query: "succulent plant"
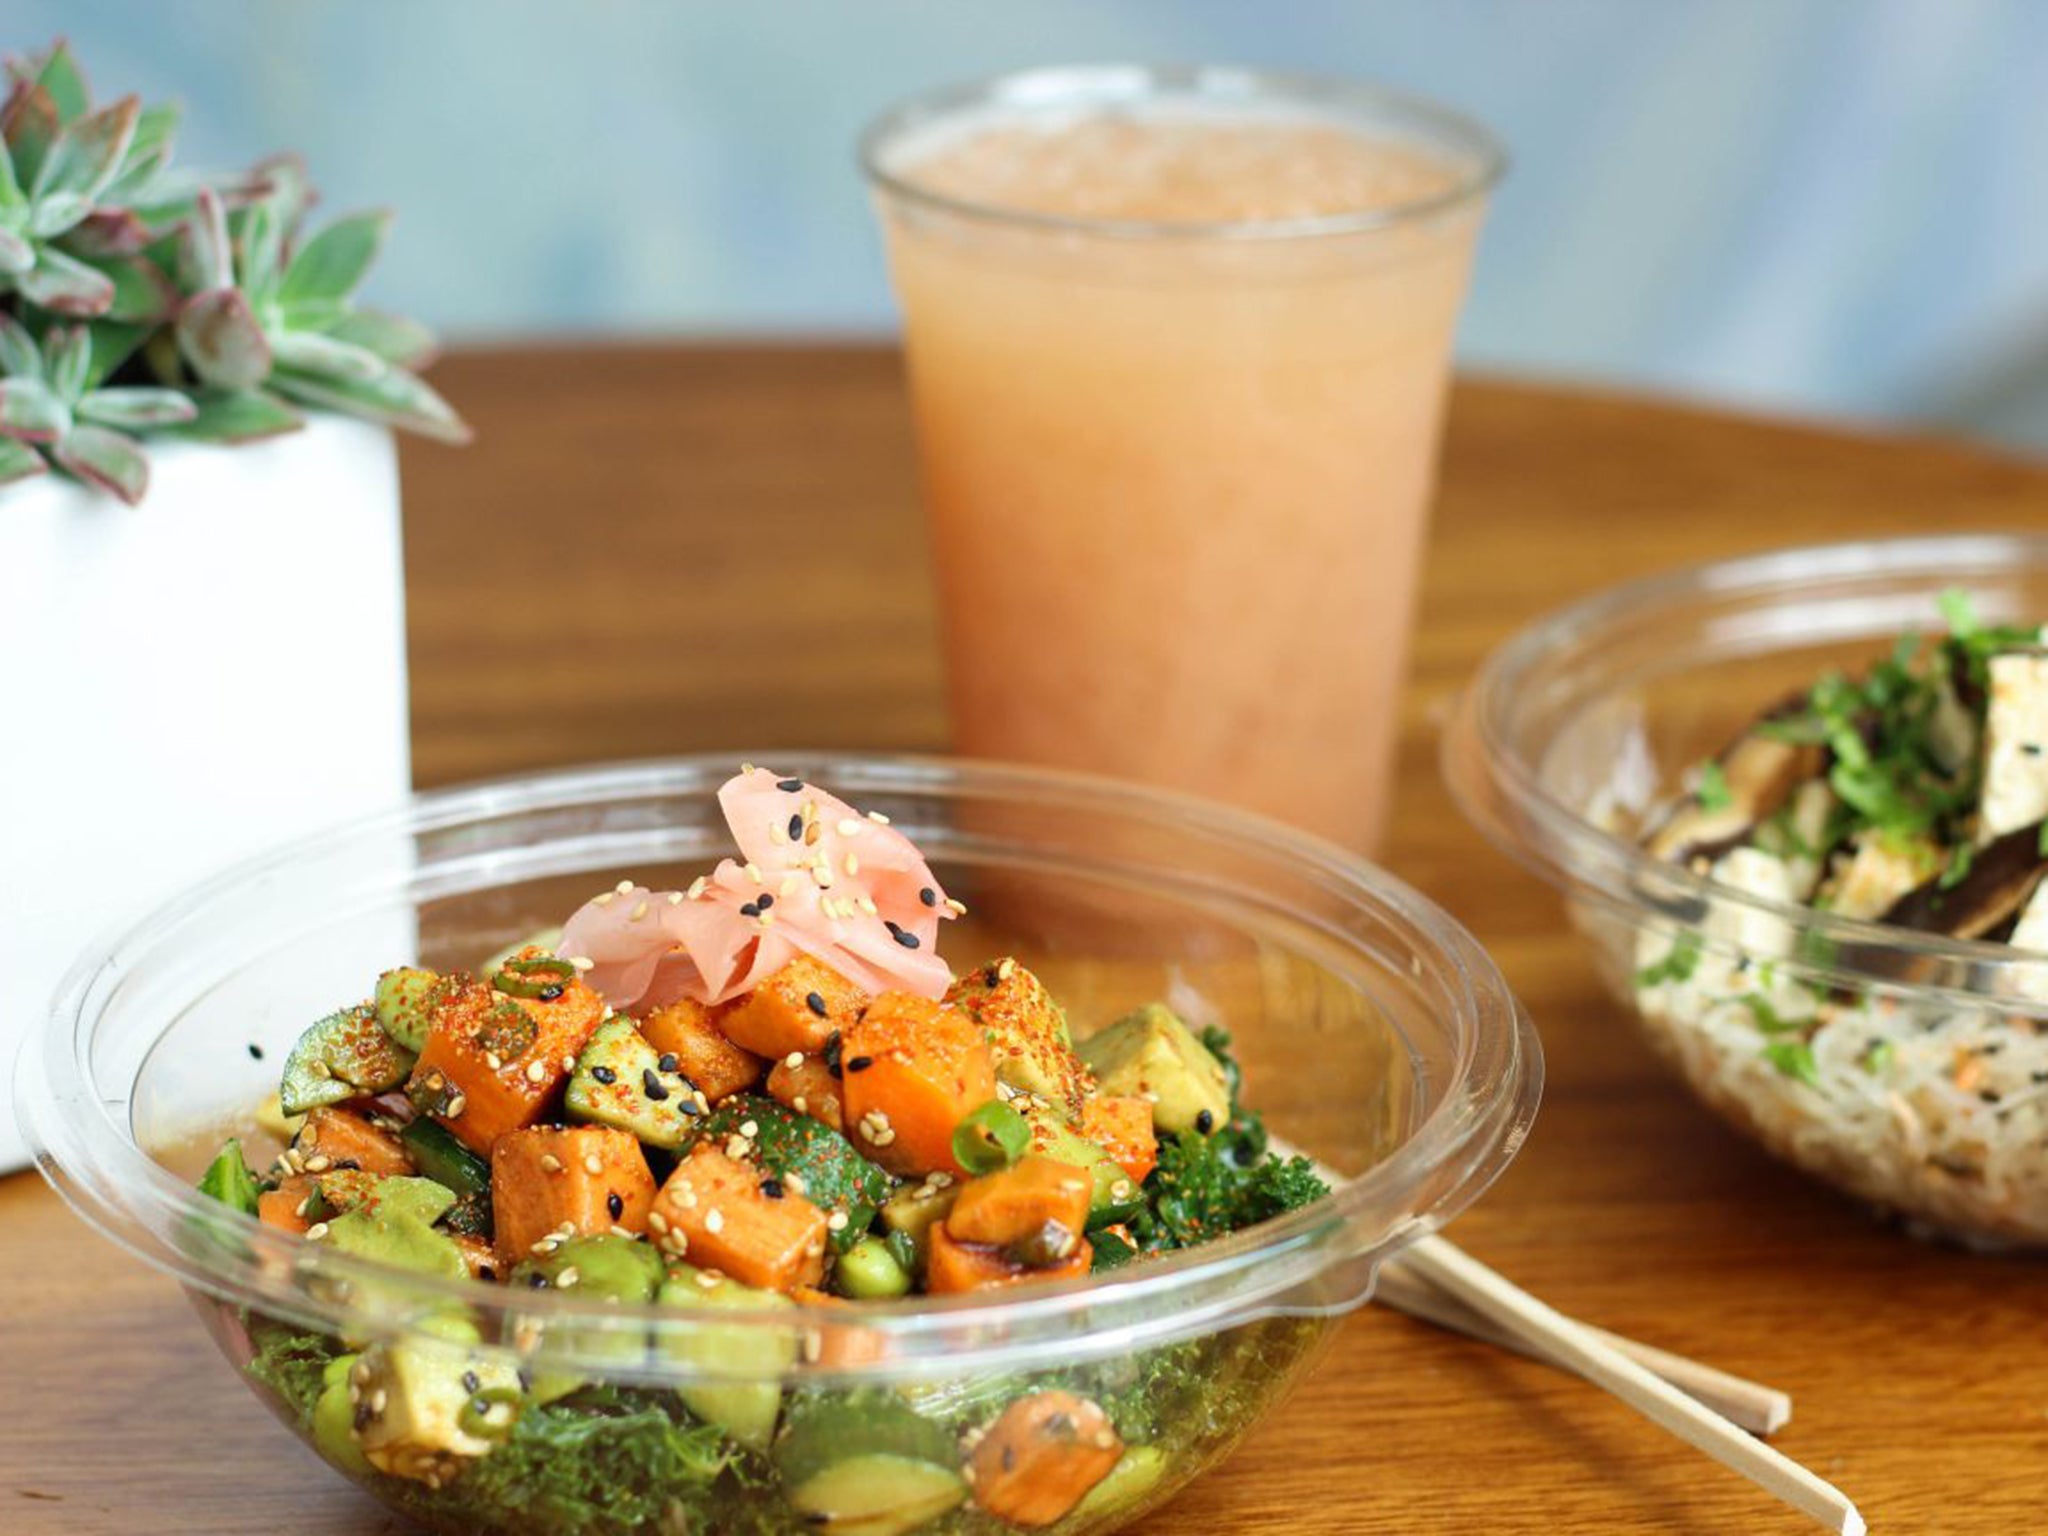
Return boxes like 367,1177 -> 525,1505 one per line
0,39 -> 465,505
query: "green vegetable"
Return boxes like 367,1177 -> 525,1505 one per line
951,1100 -> 1029,1175
1697,760 -> 1733,812
775,1394 -> 965,1535
565,1017 -> 701,1150
1079,1003 -> 1232,1136
1634,929 -> 1704,988
834,1235 -> 913,1300
1090,1227 -> 1139,1272
1863,1040 -> 1897,1076
1734,994 -> 1803,1036
685,1096 -> 892,1252
280,1002 -> 415,1116
1939,842 -> 1977,891
401,1116 -> 491,1198
492,953 -> 577,1000
1762,1040 -> 1821,1089
197,1138 -> 262,1216
656,1266 -> 795,1450
375,966 -> 442,1053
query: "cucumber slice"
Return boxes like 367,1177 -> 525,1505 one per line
1074,1444 -> 1169,1521
374,967 -> 441,1053
280,1004 -> 414,1116
688,1096 -> 892,1251
785,1456 -> 967,1535
880,1178 -> 958,1268
658,1267 -> 795,1448
776,1394 -> 960,1496
400,1117 -> 491,1198
565,1017 -> 702,1150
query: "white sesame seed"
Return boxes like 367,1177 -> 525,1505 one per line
526,1060 -> 549,1083
836,818 -> 865,837
792,1095 -> 809,1113
845,853 -> 860,877
867,810 -> 891,825
785,1052 -> 805,1069
304,1222 -> 330,1241
857,896 -> 878,916
770,820 -> 789,845
704,1209 -> 725,1234
649,1211 -> 670,1234
945,898 -> 967,915
616,879 -> 636,894
302,1154 -> 332,1174
629,900 -> 649,922
740,1120 -> 760,1137
445,1094 -> 467,1118
998,958 -> 1016,981
556,1267 -> 581,1289
540,1154 -> 564,1173
826,1211 -> 849,1232
687,877 -> 708,900
561,1054 -> 577,1072
584,1154 -> 605,1176
568,955 -> 595,970
744,862 -> 763,884
666,892 -> 684,906
695,1270 -> 720,1289
485,1052 -> 504,1071
593,892 -> 616,907
557,1220 -> 577,1235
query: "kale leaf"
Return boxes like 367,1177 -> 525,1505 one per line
243,1317 -> 337,1426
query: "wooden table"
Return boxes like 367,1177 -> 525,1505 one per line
7,346 -> 2048,1534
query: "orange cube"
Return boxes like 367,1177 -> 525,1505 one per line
294,1105 -> 414,1178
257,1173 -> 319,1236
840,993 -> 997,1177
642,997 -> 763,1104
948,1157 -> 1092,1250
1078,1096 -> 1158,1185
968,1391 -> 1123,1527
926,1221 -> 1091,1294
409,970 -> 606,1155
491,1124 -> 657,1269
715,955 -> 868,1060
766,1052 -> 845,1134
648,1144 -> 829,1293
791,1287 -> 891,1368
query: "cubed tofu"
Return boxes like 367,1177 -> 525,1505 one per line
766,1052 -> 846,1133
408,973 -> 606,1154
716,956 -> 868,1060
641,998 -> 763,1105
1705,846 -> 1798,958
1823,832 -> 1942,920
649,1144 -> 830,1293
491,1124 -> 658,1270
1979,652 -> 2048,841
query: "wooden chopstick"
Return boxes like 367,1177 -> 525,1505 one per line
1373,1258 -> 1792,1437
1400,1237 -> 1865,1536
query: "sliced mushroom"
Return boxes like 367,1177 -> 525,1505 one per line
1879,819 -> 2048,941
1644,725 -> 1825,866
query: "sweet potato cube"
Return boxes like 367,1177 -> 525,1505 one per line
1078,1095 -> 1157,1185
641,997 -> 763,1105
715,955 -> 868,1060
926,1221 -> 1090,1294
409,971 -> 606,1155
968,1390 -> 1123,1527
791,1287 -> 892,1369
491,1124 -> 657,1270
257,1173 -> 319,1236
766,1052 -> 846,1134
948,1157 -> 1092,1251
294,1105 -> 414,1177
840,993 -> 997,1177
649,1144 -> 828,1294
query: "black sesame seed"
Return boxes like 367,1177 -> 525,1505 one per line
1980,1089 -> 2003,1104
658,1053 -> 680,1073
760,1177 -> 786,1200
332,1159 -> 362,1172
884,920 -> 920,950
462,1370 -> 482,1394
778,777 -> 804,792
246,1042 -> 265,1060
2034,1070 -> 2048,1085
1194,1109 -> 1216,1135
643,1069 -> 671,1102
757,893 -> 775,910
788,813 -> 804,839
806,991 -> 829,1018
592,1065 -> 617,1085
2024,743 -> 2044,758
538,984 -> 565,1001
845,1055 -> 874,1073
919,886 -> 937,908
739,901 -> 761,918
607,1191 -> 624,1219
527,1272 -> 550,1289
479,1266 -> 496,1282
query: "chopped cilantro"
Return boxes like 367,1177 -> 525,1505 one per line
1697,761 -> 1733,813
1762,1040 -> 1821,1089
1735,993 -> 1800,1035
1863,1040 -> 1897,1077
1939,842 -> 1976,891
1634,929 -> 1704,988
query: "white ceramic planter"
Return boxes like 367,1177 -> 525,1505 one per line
5,415 -> 412,1171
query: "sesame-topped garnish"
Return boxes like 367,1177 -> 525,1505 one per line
555,766 -> 963,1009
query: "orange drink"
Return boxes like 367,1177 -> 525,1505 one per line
863,67 -> 1501,850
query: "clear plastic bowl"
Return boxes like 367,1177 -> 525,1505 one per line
22,754 -> 1539,1536
1444,533 -> 2048,1249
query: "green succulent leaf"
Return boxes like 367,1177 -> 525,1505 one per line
0,137 -> 21,208
43,325 -> 90,404
26,189 -> 89,237
321,308 -> 437,369
17,41 -> 90,126
100,101 -> 180,204
75,386 -> 199,429
0,376 -> 69,442
16,245 -> 115,315
0,435 -> 47,486
0,226 -> 31,275
177,286 -> 272,391
77,251 -> 176,323
31,96 -> 139,207
159,386 -> 303,444
272,362 -> 470,444
80,319 -> 152,388
269,328 -> 386,383
180,186 -> 233,292
248,152 -> 313,235
1,82 -> 60,188
236,198 -> 285,306
59,206 -> 150,258
53,421 -> 148,504
279,209 -> 389,310
0,312 -> 41,376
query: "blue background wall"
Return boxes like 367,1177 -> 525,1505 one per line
23,0 -> 2048,449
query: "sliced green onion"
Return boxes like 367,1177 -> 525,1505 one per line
491,954 -> 576,999
951,1100 -> 1029,1175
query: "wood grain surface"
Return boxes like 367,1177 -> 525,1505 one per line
7,345 -> 2048,1534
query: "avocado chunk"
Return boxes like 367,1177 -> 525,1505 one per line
351,1324 -> 522,1487
1074,1444 -> 1169,1522
1017,1100 -> 1142,1228
879,1176 -> 959,1268
319,1199 -> 470,1283
1078,1004 -> 1231,1137
565,1017 -> 704,1150
254,1090 -> 304,1144
374,967 -> 442,1053
312,1172 -> 458,1227
512,1233 -> 665,1303
945,960 -> 1091,1115
310,1353 -> 375,1478
776,1395 -> 965,1534
399,1116 -> 491,1199
280,1003 -> 416,1116
686,1095 -> 893,1252
197,1139 -> 262,1216
657,1265 -> 797,1448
